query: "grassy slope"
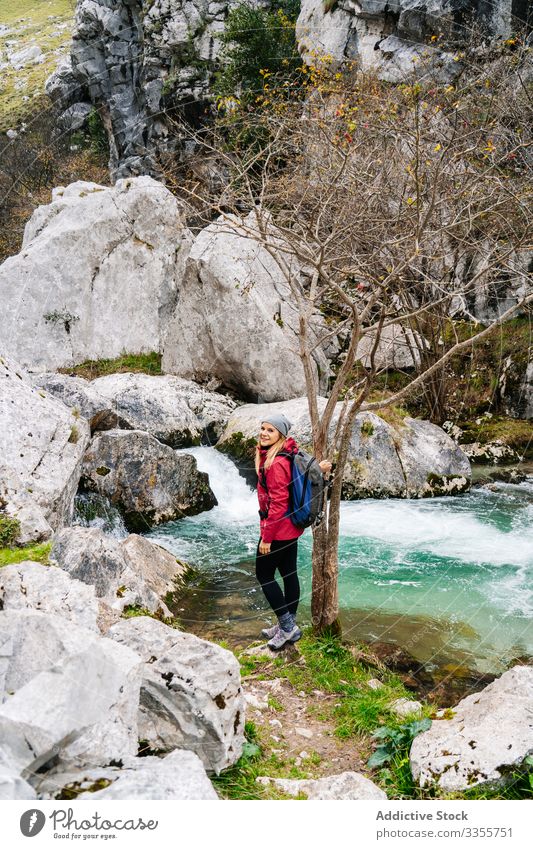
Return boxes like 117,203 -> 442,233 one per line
0,0 -> 74,133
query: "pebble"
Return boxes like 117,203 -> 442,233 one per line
295,727 -> 313,739
367,678 -> 384,690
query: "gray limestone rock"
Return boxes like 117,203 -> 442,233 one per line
410,665 -> 533,791
108,616 -> 245,774
256,770 -> 387,799
0,767 -> 37,800
0,610 -> 143,775
81,429 -> 217,529
33,371 -> 237,445
0,178 -> 191,372
0,355 -> 90,544
296,0 -> 517,74
162,212 -> 332,402
34,750 -> 218,800
50,526 -> 187,616
0,560 -> 99,632
217,397 -> 471,498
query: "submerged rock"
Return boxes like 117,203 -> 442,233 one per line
81,429 -> 217,529
217,397 -> 471,498
410,665 -> 533,791
108,617 -> 245,774
34,750 -> 218,801
0,354 -> 90,544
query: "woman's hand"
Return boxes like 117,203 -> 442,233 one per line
259,539 -> 271,555
319,459 -> 333,476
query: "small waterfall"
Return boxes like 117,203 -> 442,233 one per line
73,492 -> 128,538
177,446 -> 258,526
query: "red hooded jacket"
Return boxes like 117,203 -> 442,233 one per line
257,437 -> 305,544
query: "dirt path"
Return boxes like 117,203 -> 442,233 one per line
240,646 -> 371,780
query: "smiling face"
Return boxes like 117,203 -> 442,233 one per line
259,421 -> 282,447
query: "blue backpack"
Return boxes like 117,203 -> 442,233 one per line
261,448 -> 327,529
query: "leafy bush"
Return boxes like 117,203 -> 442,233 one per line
368,718 -> 432,769
214,1 -> 301,103
0,514 -> 21,548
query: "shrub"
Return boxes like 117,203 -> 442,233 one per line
0,514 -> 21,548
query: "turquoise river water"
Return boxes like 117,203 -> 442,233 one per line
144,447 -> 533,677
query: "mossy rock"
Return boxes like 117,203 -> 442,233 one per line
216,431 -> 257,462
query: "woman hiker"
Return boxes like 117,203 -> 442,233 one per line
255,412 -> 332,651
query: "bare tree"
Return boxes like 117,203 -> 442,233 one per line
165,42 -> 533,633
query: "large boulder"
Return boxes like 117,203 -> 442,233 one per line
34,372 -> 238,445
33,750 -> 218,800
162,212 -> 332,402
410,665 -> 533,791
108,617 -> 246,774
0,355 -> 90,543
81,429 -> 217,530
0,178 -> 191,372
217,397 -> 471,497
0,610 -> 143,775
0,561 -> 100,632
0,768 -> 37,801
50,526 -> 187,616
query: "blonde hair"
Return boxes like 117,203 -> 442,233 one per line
255,433 -> 287,474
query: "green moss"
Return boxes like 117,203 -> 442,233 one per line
360,420 -> 374,437
68,424 -> 79,444
216,430 -> 257,462
458,416 -> 533,454
59,352 -> 162,380
0,541 -> 52,567
95,466 -> 111,476
56,777 -> 113,800
0,515 -> 21,548
121,605 -> 181,629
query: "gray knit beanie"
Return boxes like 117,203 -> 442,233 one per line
261,412 -> 292,437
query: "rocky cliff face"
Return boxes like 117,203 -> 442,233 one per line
296,1 -> 529,77
50,0 -> 268,178
48,0 -> 530,179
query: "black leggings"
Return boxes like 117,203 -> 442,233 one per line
255,538 -> 300,618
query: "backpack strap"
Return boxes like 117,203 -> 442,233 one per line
259,450 -> 293,492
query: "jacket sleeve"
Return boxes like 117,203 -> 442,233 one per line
261,458 -> 291,543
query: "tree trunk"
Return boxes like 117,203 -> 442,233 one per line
311,518 -> 341,636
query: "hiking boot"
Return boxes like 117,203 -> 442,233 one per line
261,623 -> 280,639
267,624 -> 302,651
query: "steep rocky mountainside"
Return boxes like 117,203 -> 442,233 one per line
46,0 -> 531,177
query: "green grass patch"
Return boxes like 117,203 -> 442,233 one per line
0,0 -> 74,132
59,351 -> 162,380
212,720 -> 310,800
121,605 -> 181,629
0,540 -> 52,567
240,633 -> 424,738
